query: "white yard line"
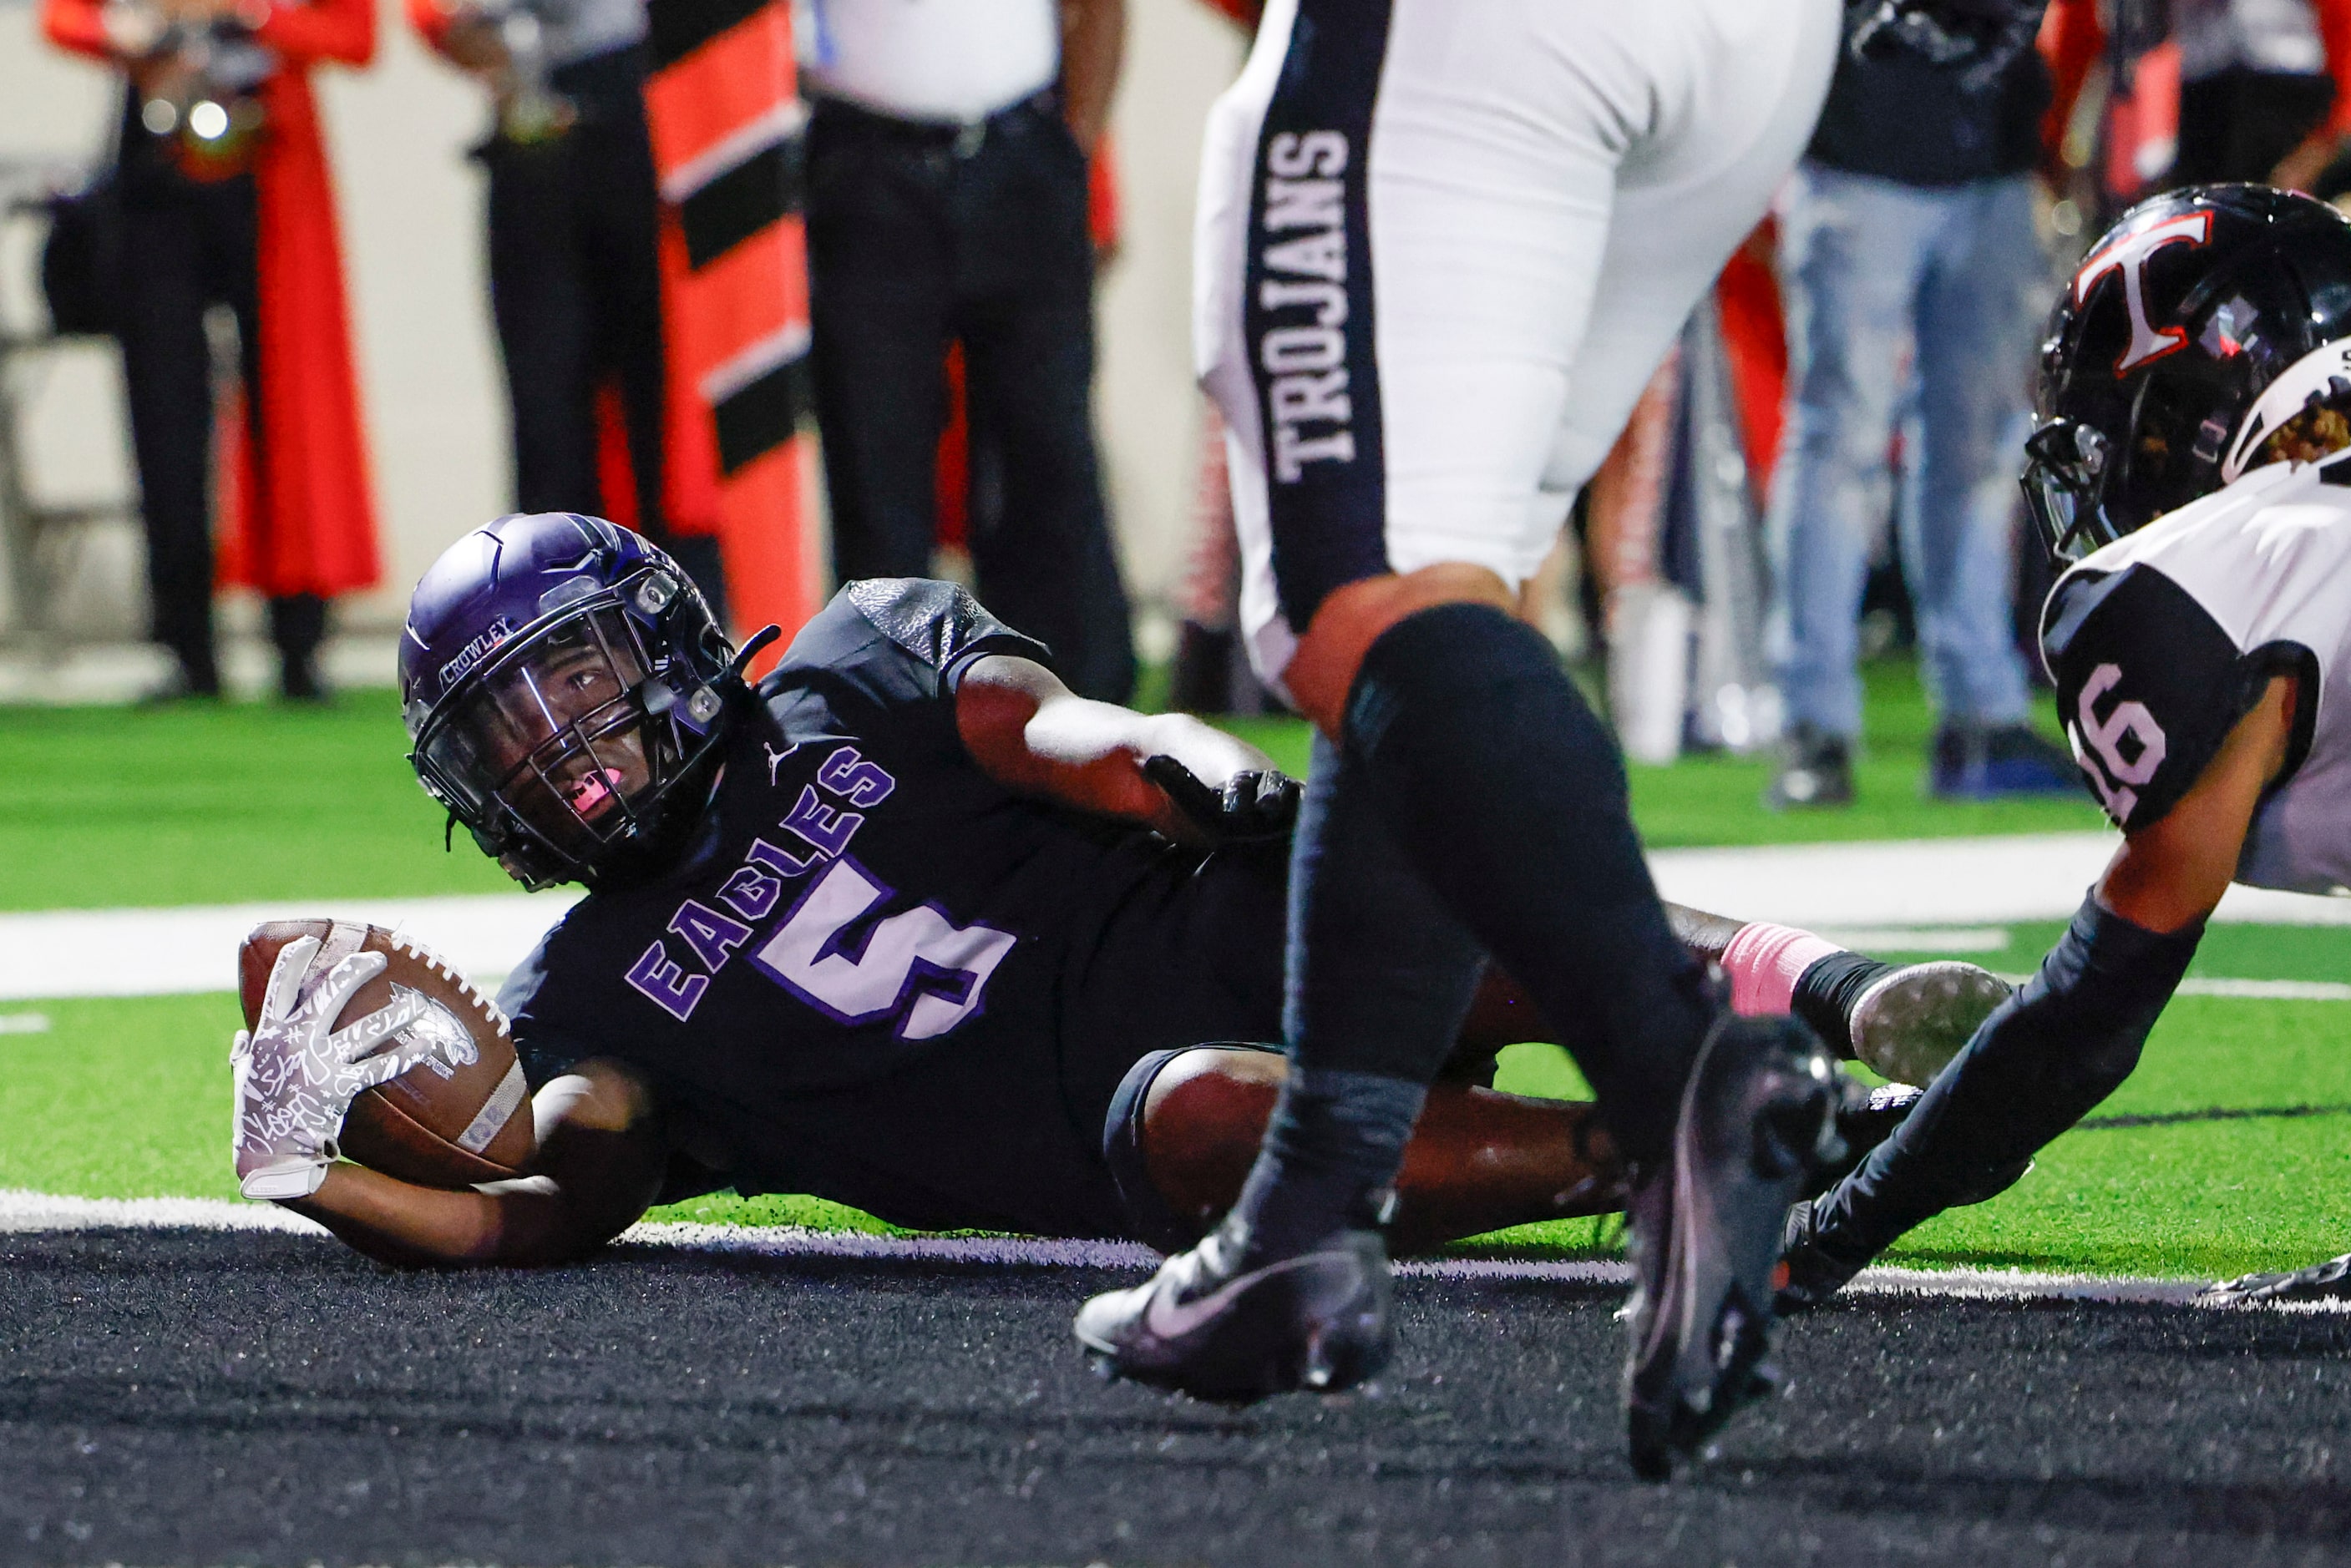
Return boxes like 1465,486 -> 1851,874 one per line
0,1191 -> 327,1234
1646,832 -> 2351,930
2176,979 -> 2351,1001
1814,927 -> 2013,953
0,1189 -> 2300,1309
3,833 -> 2343,1003
0,893 -> 579,1002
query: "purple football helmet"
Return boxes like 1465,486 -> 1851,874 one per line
399,513 -> 738,889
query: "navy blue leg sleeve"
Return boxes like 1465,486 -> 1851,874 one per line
1284,731 -> 1489,1083
1812,893 -> 2202,1258
1345,603 -> 1713,1164
1224,731 -> 1486,1260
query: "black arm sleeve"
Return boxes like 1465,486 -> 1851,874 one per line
2039,565 -> 2271,832
1814,893 -> 2202,1254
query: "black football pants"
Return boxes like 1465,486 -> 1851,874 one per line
481,45 -> 727,616
807,95 -> 1135,702
114,129 -> 323,690
2173,68 -> 2334,187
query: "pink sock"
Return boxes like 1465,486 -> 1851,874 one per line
1719,921 -> 1846,1017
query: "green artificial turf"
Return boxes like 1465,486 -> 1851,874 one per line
0,658 -> 2334,1277
7,936 -> 2344,1278
0,660 -> 2098,913
1470,985 -> 2351,1279
0,693 -> 510,912
1220,659 -> 2105,849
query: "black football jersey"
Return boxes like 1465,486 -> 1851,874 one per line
499,580 -> 1287,1237
2040,453 -> 2348,895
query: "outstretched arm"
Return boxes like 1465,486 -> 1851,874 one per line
1790,676 -> 2300,1297
285,1060 -> 669,1267
2098,672 -> 2298,931
955,654 -> 1295,847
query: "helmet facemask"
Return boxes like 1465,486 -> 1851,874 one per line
408,567 -> 732,889
2021,417 -> 2118,564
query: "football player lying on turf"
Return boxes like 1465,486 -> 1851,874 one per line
251,512 -> 2004,1266
1781,184 -> 2351,1312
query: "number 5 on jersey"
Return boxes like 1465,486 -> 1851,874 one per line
752,858 -> 1016,1040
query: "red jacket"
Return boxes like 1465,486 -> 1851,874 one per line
46,0 -> 381,599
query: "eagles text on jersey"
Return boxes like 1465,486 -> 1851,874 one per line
495,579 -> 1287,1237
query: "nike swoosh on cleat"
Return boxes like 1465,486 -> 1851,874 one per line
1143,1253 -> 1341,1343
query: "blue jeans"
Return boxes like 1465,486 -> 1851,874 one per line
1766,164 -> 2042,739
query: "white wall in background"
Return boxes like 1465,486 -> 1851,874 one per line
0,0 -> 1244,640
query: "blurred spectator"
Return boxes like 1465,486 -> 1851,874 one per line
1763,0 -> 2082,807
2045,0 -> 2351,196
801,0 -> 1135,701
409,0 -> 728,614
43,0 -> 381,702
933,136 -> 1126,658
1163,0 -> 1295,716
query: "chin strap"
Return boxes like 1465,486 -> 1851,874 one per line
726,624 -> 785,696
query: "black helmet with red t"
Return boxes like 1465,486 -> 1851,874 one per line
2024,184 -> 2351,562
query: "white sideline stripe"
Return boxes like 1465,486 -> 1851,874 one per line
0,1191 -> 327,1234
0,1191 -> 2316,1310
0,1011 -> 51,1034
3,832 -> 2345,1002
2177,978 -> 2351,1001
1986,975 -> 2351,1002
1815,926 -> 2010,953
0,893 -> 579,1002
1646,831 -> 2351,929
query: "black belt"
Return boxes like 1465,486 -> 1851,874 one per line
811,89 -> 1057,158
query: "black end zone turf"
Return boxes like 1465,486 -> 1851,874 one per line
5,1230 -> 2350,1565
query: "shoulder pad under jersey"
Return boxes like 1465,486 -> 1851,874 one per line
2039,563 -> 2267,831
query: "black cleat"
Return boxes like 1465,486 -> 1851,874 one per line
1765,724 -> 1853,811
1775,1196 -> 1874,1315
1073,1221 -> 1391,1404
1780,1155 -> 2033,1316
1624,1013 -> 1845,1480
1806,1082 -> 1920,1199
1847,960 -> 2011,1087
2205,1250 -> 2351,1307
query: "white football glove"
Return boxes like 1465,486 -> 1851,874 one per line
229,935 -> 447,1201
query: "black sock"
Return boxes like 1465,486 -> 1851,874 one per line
1224,731 -> 1485,1260
1791,951 -> 1896,1058
1345,604 -> 1711,1165
1225,1066 -> 1428,1261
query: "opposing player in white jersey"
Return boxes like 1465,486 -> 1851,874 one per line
1782,183 -> 2351,1308
1075,0 -> 1872,1478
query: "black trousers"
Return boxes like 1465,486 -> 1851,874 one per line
480,45 -> 727,615
114,117 -> 324,688
807,95 -> 1135,701
2174,68 -> 2334,186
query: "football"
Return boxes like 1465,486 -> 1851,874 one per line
236,919 -> 535,1189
